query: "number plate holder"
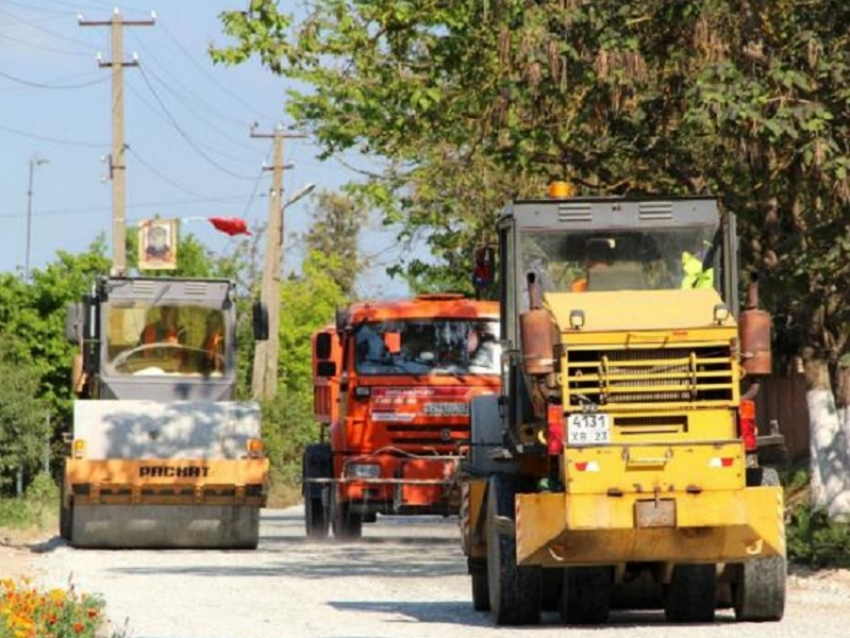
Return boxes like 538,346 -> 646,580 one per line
566,413 -> 611,446
635,499 -> 676,528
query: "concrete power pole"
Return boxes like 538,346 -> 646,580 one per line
80,8 -> 155,275
250,125 -> 305,400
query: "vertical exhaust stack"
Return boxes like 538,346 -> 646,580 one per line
739,274 -> 772,401
520,273 -> 556,376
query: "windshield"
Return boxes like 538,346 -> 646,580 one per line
520,226 -> 718,299
354,319 -> 501,376
104,302 -> 229,377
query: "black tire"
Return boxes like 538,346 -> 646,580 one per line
560,566 -> 612,624
541,568 -> 563,612
664,564 -> 717,623
59,499 -> 72,542
486,474 -> 542,626
303,444 -> 332,539
734,466 -> 786,622
305,495 -> 329,539
471,569 -> 491,611
331,490 -> 363,541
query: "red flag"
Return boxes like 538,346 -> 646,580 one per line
209,217 -> 251,236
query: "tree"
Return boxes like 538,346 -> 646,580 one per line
0,340 -> 47,492
263,250 -> 349,484
216,1 -> 850,515
301,190 -> 368,297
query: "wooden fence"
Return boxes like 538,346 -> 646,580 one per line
757,372 -> 810,462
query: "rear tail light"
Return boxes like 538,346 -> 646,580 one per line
547,404 -> 564,455
73,439 -> 86,459
738,399 -> 757,451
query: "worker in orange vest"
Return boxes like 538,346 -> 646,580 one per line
202,313 -> 225,373
140,306 -> 185,351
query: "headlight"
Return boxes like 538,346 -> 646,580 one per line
713,303 -> 730,324
347,463 -> 380,479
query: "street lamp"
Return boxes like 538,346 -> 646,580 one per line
25,154 -> 49,282
279,182 -> 316,243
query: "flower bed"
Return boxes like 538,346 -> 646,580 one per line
0,578 -> 115,638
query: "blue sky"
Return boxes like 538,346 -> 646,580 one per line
0,0 -> 410,297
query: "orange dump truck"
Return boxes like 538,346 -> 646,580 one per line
302,294 -> 500,539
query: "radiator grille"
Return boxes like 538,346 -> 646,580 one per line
385,424 -> 468,447
565,345 -> 734,407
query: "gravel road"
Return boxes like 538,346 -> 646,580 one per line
16,507 -> 850,638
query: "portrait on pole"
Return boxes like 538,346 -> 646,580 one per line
138,218 -> 178,270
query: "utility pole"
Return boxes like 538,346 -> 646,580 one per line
25,154 -> 48,283
250,124 -> 306,400
80,8 -> 155,275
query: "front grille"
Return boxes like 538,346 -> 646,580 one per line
565,344 -> 734,407
385,424 -> 468,447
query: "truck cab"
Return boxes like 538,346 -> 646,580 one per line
304,294 -> 500,539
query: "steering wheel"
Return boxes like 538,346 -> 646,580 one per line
112,342 -> 192,374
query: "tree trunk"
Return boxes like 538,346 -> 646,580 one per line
806,357 -> 850,521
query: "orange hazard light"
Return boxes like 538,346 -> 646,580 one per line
547,181 -> 574,199
247,438 -> 265,458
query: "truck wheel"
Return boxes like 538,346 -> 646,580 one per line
304,494 -> 329,539
303,444 -> 332,539
560,566 -> 611,624
485,474 -> 542,625
541,568 -> 563,611
471,569 -> 490,611
734,466 -> 786,622
330,490 -> 362,541
59,499 -> 72,542
664,564 -> 717,623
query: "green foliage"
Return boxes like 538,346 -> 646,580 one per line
262,250 -> 350,486
303,190 -> 368,297
0,342 -> 48,492
0,473 -> 58,530
214,1 -> 850,363
787,502 -> 850,568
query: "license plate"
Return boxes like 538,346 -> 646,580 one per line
566,413 -> 611,446
423,402 -> 469,416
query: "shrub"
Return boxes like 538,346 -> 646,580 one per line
0,578 -> 127,638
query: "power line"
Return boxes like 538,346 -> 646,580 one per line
159,22 -> 265,121
0,31 -> 92,56
0,7 -> 94,49
125,145 -> 207,199
135,65 -> 256,181
0,195 -> 248,220
129,29 -> 258,131
0,67 -> 108,89
138,65 -> 258,153
0,120 -> 106,147
126,79 -> 257,168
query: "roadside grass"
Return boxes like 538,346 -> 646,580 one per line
0,474 -> 58,539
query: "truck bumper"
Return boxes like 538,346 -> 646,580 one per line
337,456 -> 460,515
64,458 -> 269,507
515,486 -> 785,567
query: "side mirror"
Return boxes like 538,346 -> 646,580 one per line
252,301 -> 269,341
472,245 -> 496,292
65,302 -> 84,344
315,332 -> 333,360
316,361 -> 337,377
335,307 -> 350,332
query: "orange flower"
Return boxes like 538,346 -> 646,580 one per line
87,608 -> 99,619
73,621 -> 84,633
